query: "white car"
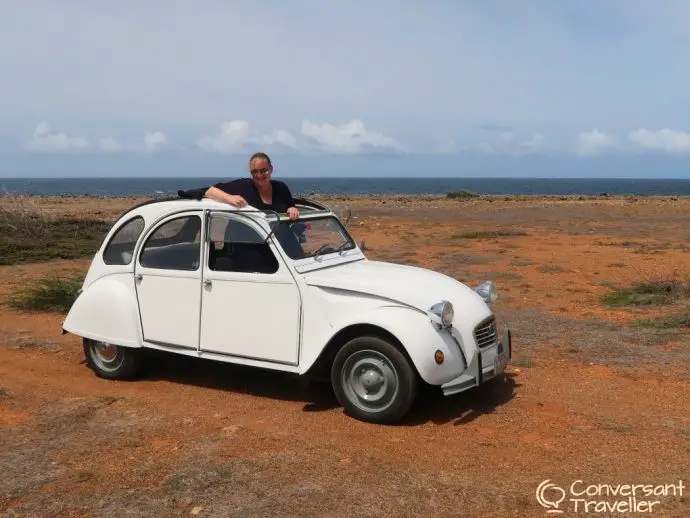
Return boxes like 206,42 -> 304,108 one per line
62,196 -> 513,424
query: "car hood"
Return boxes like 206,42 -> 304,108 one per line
303,259 -> 491,318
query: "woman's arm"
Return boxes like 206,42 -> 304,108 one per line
204,185 -> 248,207
277,182 -> 300,220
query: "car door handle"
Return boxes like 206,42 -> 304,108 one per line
203,279 -> 212,287
135,273 -> 142,281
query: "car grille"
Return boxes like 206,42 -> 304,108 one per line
474,317 -> 498,348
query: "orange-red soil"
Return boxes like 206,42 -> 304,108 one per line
1,195 -> 688,516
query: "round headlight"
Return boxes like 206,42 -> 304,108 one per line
428,300 -> 454,327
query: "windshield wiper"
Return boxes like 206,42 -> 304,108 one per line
334,240 -> 353,254
312,244 -> 332,257
313,240 -> 353,258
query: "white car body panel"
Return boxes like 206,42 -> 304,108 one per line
199,271 -> 302,364
136,273 -> 201,350
63,196 -> 513,398
62,273 -> 141,347
304,297 -> 468,386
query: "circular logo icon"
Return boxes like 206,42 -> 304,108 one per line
536,480 -> 566,513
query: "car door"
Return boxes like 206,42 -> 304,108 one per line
199,211 -> 301,365
134,211 -> 203,351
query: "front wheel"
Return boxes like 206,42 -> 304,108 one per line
83,338 -> 141,380
331,336 -> 418,424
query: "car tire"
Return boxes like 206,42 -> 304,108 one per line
331,336 -> 418,424
83,338 -> 141,380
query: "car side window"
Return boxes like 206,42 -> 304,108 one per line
139,215 -> 201,271
208,215 -> 279,274
102,216 -> 145,265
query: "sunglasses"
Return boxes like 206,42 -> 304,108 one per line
250,167 -> 271,176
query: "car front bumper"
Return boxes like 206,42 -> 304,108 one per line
441,327 -> 512,396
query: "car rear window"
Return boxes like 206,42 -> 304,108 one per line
102,216 -> 145,265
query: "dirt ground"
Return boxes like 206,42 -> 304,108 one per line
1,195 -> 689,517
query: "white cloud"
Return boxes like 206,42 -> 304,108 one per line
99,137 -> 122,152
27,121 -> 690,158
198,120 -> 249,153
24,121 -> 89,152
197,120 -> 297,154
577,129 -> 616,156
265,129 -> 298,149
521,133 -> 545,151
628,128 -> 690,154
143,131 -> 168,151
197,118 -> 397,154
300,119 -> 400,154
23,123 -> 170,153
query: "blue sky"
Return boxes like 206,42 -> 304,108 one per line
1,0 -> 690,178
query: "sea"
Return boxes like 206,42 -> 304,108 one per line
1,177 -> 690,197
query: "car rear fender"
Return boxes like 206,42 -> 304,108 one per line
62,273 -> 142,348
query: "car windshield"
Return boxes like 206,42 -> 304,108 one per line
273,216 -> 355,260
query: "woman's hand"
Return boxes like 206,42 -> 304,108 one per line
204,186 -> 247,208
226,194 -> 248,207
287,207 -> 300,220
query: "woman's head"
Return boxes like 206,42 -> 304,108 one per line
249,152 -> 273,188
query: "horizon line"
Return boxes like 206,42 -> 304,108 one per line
3,175 -> 690,181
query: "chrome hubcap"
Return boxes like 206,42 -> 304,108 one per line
341,350 -> 399,413
91,341 -> 124,372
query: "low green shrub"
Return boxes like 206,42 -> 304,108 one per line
446,190 -> 479,199
8,274 -> 84,312
0,203 -> 110,265
602,280 -> 690,307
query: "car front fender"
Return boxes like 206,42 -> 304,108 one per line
62,274 -> 142,348
312,304 -> 470,386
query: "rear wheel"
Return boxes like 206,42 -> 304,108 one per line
331,336 -> 418,424
83,338 -> 141,380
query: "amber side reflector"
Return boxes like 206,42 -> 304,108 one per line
434,350 -> 444,364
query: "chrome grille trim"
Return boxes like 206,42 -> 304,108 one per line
473,316 -> 498,348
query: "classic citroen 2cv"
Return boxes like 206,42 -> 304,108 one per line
62,196 -> 512,424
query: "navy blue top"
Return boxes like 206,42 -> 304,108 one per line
213,178 -> 296,213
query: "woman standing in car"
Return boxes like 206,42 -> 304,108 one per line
204,152 -> 300,221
